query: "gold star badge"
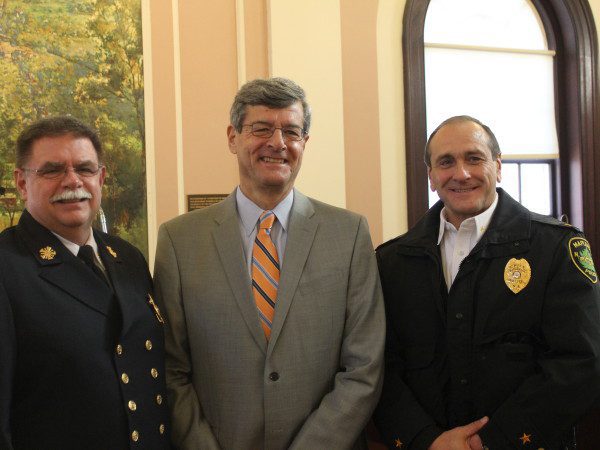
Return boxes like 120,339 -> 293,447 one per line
106,246 -> 117,258
519,432 -> 532,444
39,246 -> 56,260
394,438 -> 403,448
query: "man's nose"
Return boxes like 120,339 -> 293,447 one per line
61,167 -> 83,186
266,128 -> 286,150
453,161 -> 471,180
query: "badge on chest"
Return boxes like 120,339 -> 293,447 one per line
504,258 -> 531,294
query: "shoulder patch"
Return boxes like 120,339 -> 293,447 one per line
569,237 -> 598,283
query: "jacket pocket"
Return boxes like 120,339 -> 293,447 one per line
478,330 -> 541,361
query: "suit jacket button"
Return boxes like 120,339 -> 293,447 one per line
151,368 -> 159,378
128,400 -> 137,411
131,430 -> 139,442
145,340 -> 153,350
159,424 -> 165,435
121,373 -> 130,384
156,394 -> 163,405
269,372 -> 279,381
116,344 -> 123,355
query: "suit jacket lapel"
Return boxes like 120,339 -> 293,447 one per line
213,194 -> 267,354
17,210 -> 113,316
268,190 -> 317,353
94,232 -> 141,335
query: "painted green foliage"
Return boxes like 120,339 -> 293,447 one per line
0,0 -> 148,255
579,247 -> 595,272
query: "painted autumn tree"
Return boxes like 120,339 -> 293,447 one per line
0,0 -> 147,254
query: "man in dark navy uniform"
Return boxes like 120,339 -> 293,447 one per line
374,116 -> 600,449
0,116 -> 169,449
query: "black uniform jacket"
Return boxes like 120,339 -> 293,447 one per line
0,210 -> 170,450
374,189 -> 600,449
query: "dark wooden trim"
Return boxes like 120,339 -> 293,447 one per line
402,0 -> 431,227
403,0 -> 600,254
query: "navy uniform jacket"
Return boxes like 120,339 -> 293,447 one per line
374,189 -> 600,449
0,210 -> 170,450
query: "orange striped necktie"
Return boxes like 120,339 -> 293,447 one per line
252,210 -> 280,339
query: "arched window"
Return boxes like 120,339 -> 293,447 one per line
403,0 -> 600,253
424,0 -> 558,215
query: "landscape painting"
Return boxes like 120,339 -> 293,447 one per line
0,0 -> 148,255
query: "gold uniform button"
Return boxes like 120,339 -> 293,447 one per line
145,339 -> 153,350
131,430 -> 139,442
121,373 -> 130,384
156,394 -> 163,405
159,424 -> 165,435
151,368 -> 158,378
116,344 -> 123,355
128,400 -> 137,411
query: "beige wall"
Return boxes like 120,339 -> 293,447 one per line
145,0 -> 399,267
144,0 -> 599,266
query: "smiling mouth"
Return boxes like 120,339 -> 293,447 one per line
450,187 -> 477,193
54,198 -> 88,204
261,156 -> 285,164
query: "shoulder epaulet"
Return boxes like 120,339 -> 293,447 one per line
530,212 -> 582,233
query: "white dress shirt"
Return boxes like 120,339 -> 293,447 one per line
235,186 -> 294,276
53,230 -> 105,270
437,193 -> 498,289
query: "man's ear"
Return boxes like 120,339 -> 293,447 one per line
98,165 -> 107,188
227,125 -> 237,154
14,169 -> 28,201
427,167 -> 436,192
496,157 -> 502,183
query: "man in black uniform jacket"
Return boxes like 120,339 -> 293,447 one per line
374,115 -> 600,449
0,116 -> 170,449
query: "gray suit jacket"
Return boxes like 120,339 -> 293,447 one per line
153,189 -> 385,450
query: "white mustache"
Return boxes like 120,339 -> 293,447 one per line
50,188 -> 93,203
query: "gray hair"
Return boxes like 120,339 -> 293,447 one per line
230,77 -> 311,133
424,115 -> 501,167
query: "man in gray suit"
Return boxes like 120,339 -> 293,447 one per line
153,77 -> 384,449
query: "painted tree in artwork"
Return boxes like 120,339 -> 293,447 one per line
0,0 -> 148,254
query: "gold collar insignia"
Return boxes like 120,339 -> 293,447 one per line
39,246 -> 56,260
106,246 -> 117,258
504,258 -> 531,294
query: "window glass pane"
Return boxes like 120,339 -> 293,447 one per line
521,163 -> 552,215
425,47 -> 559,157
498,163 -> 520,201
425,0 -> 546,50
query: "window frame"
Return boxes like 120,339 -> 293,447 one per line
500,158 -> 559,217
403,0 -> 600,253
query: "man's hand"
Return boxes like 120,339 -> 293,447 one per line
428,417 -> 489,450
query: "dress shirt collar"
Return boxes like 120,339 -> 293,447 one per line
437,192 -> 498,245
236,187 -> 294,236
53,230 -> 100,259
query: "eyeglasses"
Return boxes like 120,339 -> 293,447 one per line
21,163 -> 104,180
242,123 -> 306,142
